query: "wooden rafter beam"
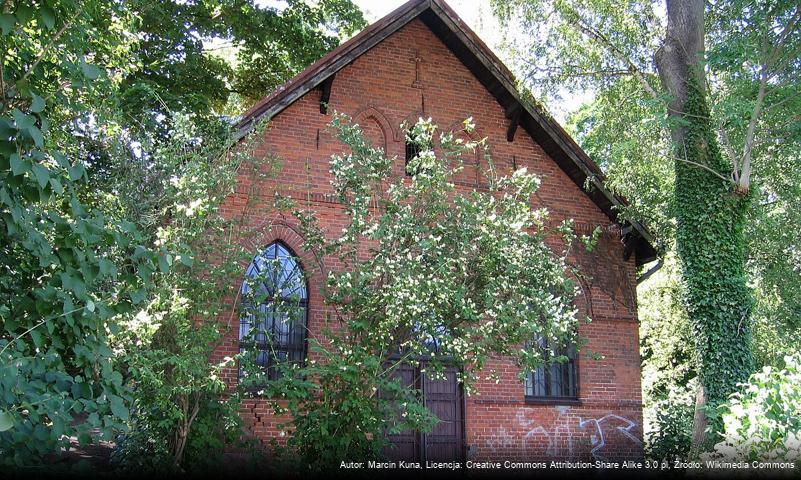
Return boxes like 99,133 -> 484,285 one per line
623,232 -> 638,261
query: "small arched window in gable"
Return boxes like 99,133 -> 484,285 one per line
405,128 -> 432,176
239,242 -> 308,381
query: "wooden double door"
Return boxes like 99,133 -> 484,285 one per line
384,362 -> 465,463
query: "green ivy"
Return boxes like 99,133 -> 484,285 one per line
673,76 -> 754,442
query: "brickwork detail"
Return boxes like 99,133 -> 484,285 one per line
213,19 -> 643,461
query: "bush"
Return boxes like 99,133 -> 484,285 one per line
111,390 -> 243,474
705,353 -> 801,462
108,116 -> 269,474
645,383 -> 695,461
241,114 -> 586,472
110,310 -> 244,474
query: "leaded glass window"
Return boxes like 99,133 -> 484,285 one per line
239,242 -> 308,381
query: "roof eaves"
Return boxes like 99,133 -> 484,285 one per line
428,0 -> 656,260
233,0 -> 431,139
231,0 -> 658,264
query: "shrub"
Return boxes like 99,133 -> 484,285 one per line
240,114 -> 589,472
645,383 -> 695,461
706,353 -> 801,462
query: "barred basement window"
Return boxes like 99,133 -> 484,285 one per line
239,241 -> 308,382
525,336 -> 578,400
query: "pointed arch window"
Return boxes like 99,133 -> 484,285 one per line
404,128 -> 432,176
239,242 -> 308,381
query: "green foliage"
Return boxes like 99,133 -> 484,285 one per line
120,0 -> 366,132
646,385 -> 696,462
639,255 -> 695,400
246,343 -> 439,469
639,254 -> 697,460
241,115 -> 586,472
494,0 -> 801,453
707,0 -> 801,368
107,115 -> 273,472
1,0 -> 364,468
705,353 -> 801,463
0,0 -> 152,465
567,78 -> 674,248
674,78 -> 754,434
112,298 -> 240,473
491,0 -> 663,103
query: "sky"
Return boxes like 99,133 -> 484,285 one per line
352,0 -> 497,33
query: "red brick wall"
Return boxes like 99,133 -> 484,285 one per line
212,18 -> 643,462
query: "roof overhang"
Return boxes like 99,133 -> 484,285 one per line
234,0 -> 658,266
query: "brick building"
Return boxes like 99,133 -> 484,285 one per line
214,0 -> 656,465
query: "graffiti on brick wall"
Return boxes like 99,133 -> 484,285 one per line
489,409 -> 642,460
487,426 -> 515,452
578,414 -> 641,462
517,408 -> 575,457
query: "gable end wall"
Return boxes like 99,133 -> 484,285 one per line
213,19 -> 643,463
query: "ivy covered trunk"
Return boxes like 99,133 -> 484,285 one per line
674,82 -> 754,449
656,0 -> 754,450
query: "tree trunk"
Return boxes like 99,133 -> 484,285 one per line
690,384 -> 708,456
654,0 -> 754,453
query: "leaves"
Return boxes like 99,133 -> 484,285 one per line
68,162 -> 85,181
0,411 -> 14,432
30,94 -> 45,113
494,0 -> 801,455
80,60 -> 101,80
0,14 -> 15,35
9,154 -> 26,176
109,395 -> 128,422
0,0 -> 364,468
118,0 -> 366,133
39,6 -> 55,30
705,353 -> 801,463
0,0 -> 147,465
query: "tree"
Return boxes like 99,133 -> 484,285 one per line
0,0 -> 365,467
239,115 -> 589,471
108,117 -> 270,473
492,0 -> 801,450
119,0 -> 366,135
0,0 -> 154,464
654,0 -> 753,451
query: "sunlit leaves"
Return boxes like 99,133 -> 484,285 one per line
492,0 -> 663,103
705,353 -> 801,463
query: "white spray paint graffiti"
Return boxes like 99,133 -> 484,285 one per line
507,409 -> 642,460
578,414 -> 643,462
516,407 -> 575,457
487,426 -> 515,453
